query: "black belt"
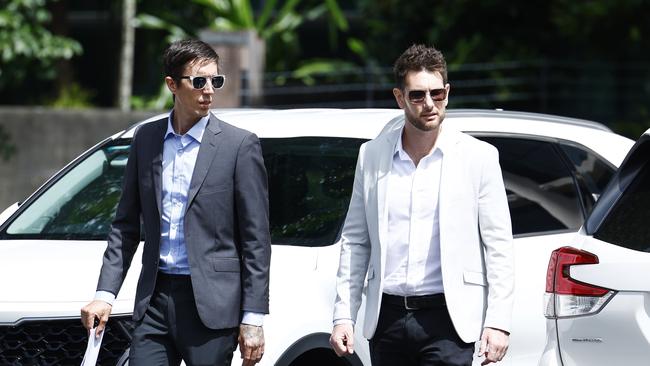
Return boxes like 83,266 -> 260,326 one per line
382,293 -> 446,310
158,272 -> 191,280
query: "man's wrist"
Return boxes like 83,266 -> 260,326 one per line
241,311 -> 264,327
94,290 -> 116,306
333,318 -> 354,326
485,327 -> 510,336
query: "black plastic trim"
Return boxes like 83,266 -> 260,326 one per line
585,133 -> 650,235
274,332 -> 363,366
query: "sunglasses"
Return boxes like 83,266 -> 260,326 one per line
180,75 -> 226,90
407,88 -> 447,103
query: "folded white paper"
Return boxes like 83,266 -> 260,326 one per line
80,327 -> 104,366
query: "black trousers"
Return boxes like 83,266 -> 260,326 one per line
369,294 -> 475,366
128,273 -> 239,366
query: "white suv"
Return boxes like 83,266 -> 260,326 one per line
540,128 -> 650,366
0,109 -> 633,366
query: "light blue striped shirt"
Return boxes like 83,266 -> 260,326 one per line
158,114 -> 207,274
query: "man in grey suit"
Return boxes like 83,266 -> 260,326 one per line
81,39 -> 271,366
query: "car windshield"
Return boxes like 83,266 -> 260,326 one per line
3,137 -> 366,246
5,141 -> 129,239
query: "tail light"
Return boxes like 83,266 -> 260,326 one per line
544,246 -> 615,318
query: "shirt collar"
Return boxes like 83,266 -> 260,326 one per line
164,111 -> 210,143
393,125 -> 449,161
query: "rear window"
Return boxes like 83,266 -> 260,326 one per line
593,153 -> 650,252
479,137 -> 585,235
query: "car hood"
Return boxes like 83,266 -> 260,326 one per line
0,240 -> 141,305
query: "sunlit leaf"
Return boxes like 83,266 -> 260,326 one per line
232,0 -> 254,27
324,0 -> 348,31
255,0 -> 278,30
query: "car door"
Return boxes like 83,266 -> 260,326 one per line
475,135 -> 617,366
553,130 -> 650,365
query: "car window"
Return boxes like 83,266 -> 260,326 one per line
3,137 -> 365,246
593,155 -> 650,252
559,144 -> 615,214
262,137 -> 365,246
478,137 -> 584,235
5,142 -> 129,239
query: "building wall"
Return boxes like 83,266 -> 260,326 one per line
0,107 -> 158,210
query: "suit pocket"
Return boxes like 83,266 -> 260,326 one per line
212,258 -> 241,272
197,184 -> 230,196
463,270 -> 487,286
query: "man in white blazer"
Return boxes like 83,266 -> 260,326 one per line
329,44 -> 514,366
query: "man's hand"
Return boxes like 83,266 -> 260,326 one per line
80,300 -> 112,338
239,324 -> 264,366
329,323 -> 355,356
478,327 -> 509,365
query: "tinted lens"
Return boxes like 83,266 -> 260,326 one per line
192,76 -> 207,89
431,88 -> 446,101
407,89 -> 446,103
408,90 -> 426,103
211,75 -> 225,89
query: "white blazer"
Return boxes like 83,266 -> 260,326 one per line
333,119 -> 514,343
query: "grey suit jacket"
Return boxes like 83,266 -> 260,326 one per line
97,114 -> 271,329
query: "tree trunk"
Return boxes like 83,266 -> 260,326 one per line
117,0 -> 136,111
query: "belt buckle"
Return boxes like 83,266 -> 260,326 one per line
404,296 -> 417,310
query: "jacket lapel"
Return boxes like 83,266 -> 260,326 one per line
376,127 -> 401,267
438,127 -> 462,235
150,120 -> 167,216
186,115 -> 222,211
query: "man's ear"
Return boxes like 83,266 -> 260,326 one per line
393,88 -> 405,109
165,76 -> 177,94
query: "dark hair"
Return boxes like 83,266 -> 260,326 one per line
163,39 -> 220,82
393,44 -> 447,89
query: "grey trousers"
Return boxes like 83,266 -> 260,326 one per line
128,273 -> 239,366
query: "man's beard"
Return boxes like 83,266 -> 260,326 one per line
405,109 -> 445,132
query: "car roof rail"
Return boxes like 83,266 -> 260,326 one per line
448,109 -> 613,132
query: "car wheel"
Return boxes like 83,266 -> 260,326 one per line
288,348 -> 360,366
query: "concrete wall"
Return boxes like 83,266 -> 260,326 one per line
0,107 -> 159,211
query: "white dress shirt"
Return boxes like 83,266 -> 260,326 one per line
383,127 -> 447,296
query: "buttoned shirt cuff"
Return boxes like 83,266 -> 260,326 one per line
333,318 -> 355,326
241,312 -> 264,327
94,291 -> 116,306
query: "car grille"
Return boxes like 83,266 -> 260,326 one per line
0,316 -> 133,366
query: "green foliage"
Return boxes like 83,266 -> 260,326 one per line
289,59 -> 359,86
135,0 -> 351,72
130,0 -> 360,107
131,82 -> 174,110
357,0 -> 650,66
355,0 -> 650,131
0,0 -> 82,90
47,83 -> 95,109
